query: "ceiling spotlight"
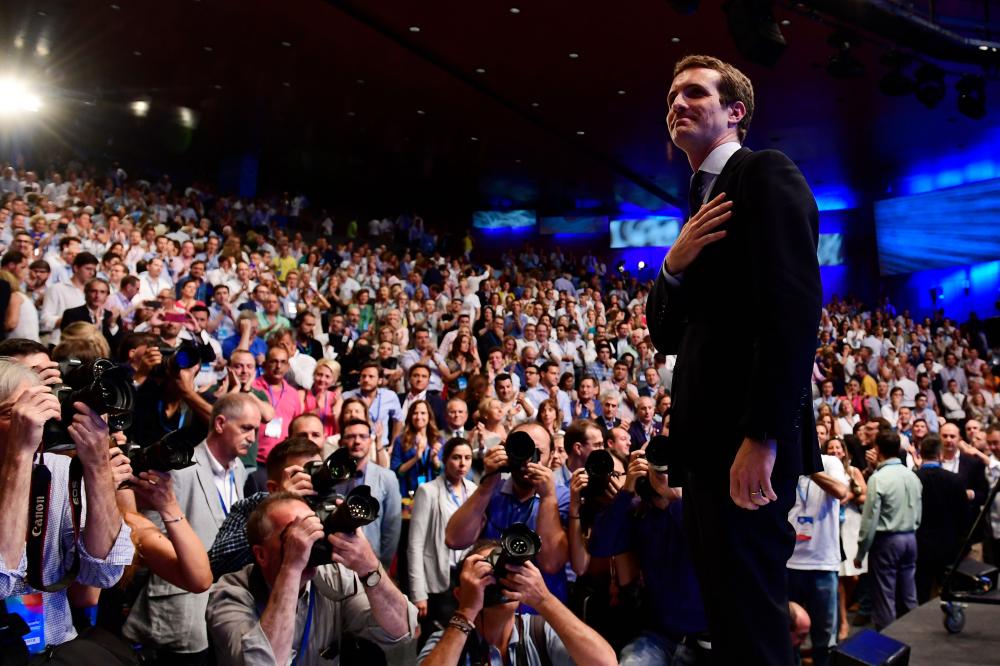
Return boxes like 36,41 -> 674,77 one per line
576,130 -> 585,135
530,101 -> 540,107
915,63 -> 945,109
510,7 -> 520,13
281,40 -> 292,47
637,260 -> 647,270
35,40 -> 50,57
213,83 -> 222,90
0,78 -> 42,115
203,45 -> 213,52
877,51 -> 914,96
568,52 -> 579,59
132,50 -> 142,56
956,74 -> 986,119
670,36 -> 681,43
409,26 -> 420,33
282,81 -> 291,87
470,136 -> 479,141
826,29 -> 864,79
617,89 -> 627,95
356,78 -> 365,84
177,106 -> 197,129
475,67 -> 486,74
780,19 -> 791,26
129,99 -> 150,117
616,260 -> 626,273
723,0 -> 786,67
110,3 -> 120,9
978,45 -> 990,51
416,109 -> 425,115
347,111 -> 356,116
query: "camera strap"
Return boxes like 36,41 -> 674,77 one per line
27,453 -> 83,593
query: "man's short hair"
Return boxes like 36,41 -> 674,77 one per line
121,275 -> 140,289
359,361 -> 381,375
341,418 -> 372,434
0,357 -> 41,402
890,387 -> 903,397
29,259 -> 50,272
247,491 -> 306,547
875,429 -> 902,459
919,434 -> 942,461
673,54 -> 754,142
493,372 -> 512,387
538,360 -> 558,374
0,338 -> 48,358
212,392 -> 255,423
407,363 -> 431,378
59,236 -> 80,251
266,436 -> 322,482
564,419 -> 601,455
73,252 -> 99,268
1,250 -> 24,267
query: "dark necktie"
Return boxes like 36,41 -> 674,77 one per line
688,170 -> 707,219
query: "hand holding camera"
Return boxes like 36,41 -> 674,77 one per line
500,560 -> 550,609
326,528 -> 379,575
278,464 -> 316,496
457,553 -> 495,618
7,385 -> 62,456
281,514 -> 325,573
130,471 -> 180,516
482,446 -> 509,480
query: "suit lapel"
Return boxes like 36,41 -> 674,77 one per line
194,442 -> 227,526
707,146 -> 751,201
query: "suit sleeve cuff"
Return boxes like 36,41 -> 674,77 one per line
660,259 -> 683,285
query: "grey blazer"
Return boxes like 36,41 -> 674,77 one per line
123,441 -> 247,653
407,475 -> 477,603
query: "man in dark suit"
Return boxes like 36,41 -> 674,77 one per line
647,54 -> 822,665
399,362 -> 446,429
914,434 -> 969,603
940,422 -> 990,525
60,277 -> 124,352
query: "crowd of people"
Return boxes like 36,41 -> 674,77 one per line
0,160 -> 998,665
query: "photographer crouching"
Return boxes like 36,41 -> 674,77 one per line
0,357 -> 134,652
206,491 -> 416,665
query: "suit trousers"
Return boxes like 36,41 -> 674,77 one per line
869,532 -> 917,630
684,470 -> 797,666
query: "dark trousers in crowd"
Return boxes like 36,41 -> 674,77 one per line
788,569 -> 838,666
987,536 -> 1000,568
869,531 -> 918,631
683,471 -> 797,666
914,550 -> 950,604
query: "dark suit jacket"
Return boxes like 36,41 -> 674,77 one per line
915,465 -> 969,562
60,304 -> 124,353
646,147 -> 822,481
398,391 -> 447,430
628,419 -> 662,451
956,453 -> 990,511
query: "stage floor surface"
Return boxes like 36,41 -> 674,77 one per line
882,599 -> 1000,665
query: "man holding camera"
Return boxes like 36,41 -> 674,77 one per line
207,491 -> 415,665
445,422 -> 570,605
417,541 -> 617,665
0,358 -> 134,647
123,393 -> 258,663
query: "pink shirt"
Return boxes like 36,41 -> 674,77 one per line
252,376 -> 303,463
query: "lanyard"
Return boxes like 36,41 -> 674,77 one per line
796,478 -> 812,507
921,462 -> 941,469
217,470 -> 236,516
264,381 -> 286,408
158,400 -> 187,431
292,586 -> 316,666
446,481 -> 467,508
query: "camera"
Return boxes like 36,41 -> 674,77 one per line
580,449 -> 616,523
503,430 -> 540,472
126,428 -> 197,476
306,485 -> 381,568
303,448 -> 357,501
483,523 -> 542,606
156,341 -> 213,376
636,435 -> 672,501
42,359 -> 136,451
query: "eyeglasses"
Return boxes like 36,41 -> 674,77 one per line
340,433 -> 370,443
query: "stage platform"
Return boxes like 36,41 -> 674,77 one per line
882,599 -> 1000,665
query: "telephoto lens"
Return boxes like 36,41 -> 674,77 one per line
483,523 -> 542,606
503,430 -> 540,471
43,358 -> 137,451
303,448 -> 358,501
636,435 -> 672,501
581,449 -> 615,523
126,429 -> 197,476
307,485 -> 381,568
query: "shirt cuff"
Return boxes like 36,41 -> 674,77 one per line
660,258 -> 683,285
78,521 -> 135,567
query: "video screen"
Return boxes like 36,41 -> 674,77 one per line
609,217 -> 681,249
472,210 -> 537,230
538,215 -> 608,234
875,179 -> 1000,275
817,233 -> 844,266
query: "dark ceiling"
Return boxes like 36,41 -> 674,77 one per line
1,0 -> 998,217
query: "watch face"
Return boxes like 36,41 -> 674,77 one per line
365,569 -> 381,588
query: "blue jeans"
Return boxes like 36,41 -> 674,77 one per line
787,569 -> 839,666
620,631 -> 700,666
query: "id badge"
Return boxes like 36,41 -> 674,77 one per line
416,475 -> 427,486
795,515 -> 814,542
457,376 -> 468,391
265,417 -> 283,438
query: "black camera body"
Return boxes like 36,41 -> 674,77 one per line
502,430 -> 540,472
303,448 -> 358,501
126,428 -> 197,476
307,485 -> 380,568
580,449 -> 616,523
483,523 -> 542,606
156,341 -> 213,376
636,435 -> 672,502
42,358 -> 136,451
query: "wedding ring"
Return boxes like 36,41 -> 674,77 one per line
749,490 -> 761,496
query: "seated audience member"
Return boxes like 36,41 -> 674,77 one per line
628,396 -> 661,450
596,391 -> 622,431
123,393 -> 259,662
391,399 -> 444,496
445,422 -> 571,606
408,438 -> 477,644
0,358 -> 134,647
417,541 -> 617,665
587,451 -> 708,665
207,492 -> 417,665
914,434 -> 970,603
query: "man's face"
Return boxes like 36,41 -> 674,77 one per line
987,430 -> 1000,458
341,423 -> 372,462
496,378 -> 514,402
74,262 -> 97,283
409,367 -> 430,393
897,407 -> 912,428
523,325 -> 536,341
542,365 -> 559,388
192,309 -> 209,330
613,364 -> 628,381
446,400 -> 468,429
252,499 -> 315,584
415,331 -> 430,350
862,421 -> 879,444
230,352 -> 257,384
84,282 -> 109,309
816,424 -> 829,445
579,378 -> 596,401
62,240 -> 80,261
667,67 -> 741,154
966,420 -> 982,441
264,348 -> 289,382
941,424 -> 960,456
524,365 -> 539,388
298,314 -> 316,338
359,367 -> 379,393
330,316 -> 344,334
608,427 -> 631,456
215,404 -> 261,459
637,398 -> 655,423
602,396 -> 619,418
290,416 -> 325,449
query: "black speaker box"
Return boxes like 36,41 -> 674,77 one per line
833,629 -> 910,666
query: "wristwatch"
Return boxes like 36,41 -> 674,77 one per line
361,565 -> 382,588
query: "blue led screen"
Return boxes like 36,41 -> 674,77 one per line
609,217 -> 682,249
538,215 -> 608,234
874,178 -> 1000,275
472,210 -> 537,230
817,234 -> 844,267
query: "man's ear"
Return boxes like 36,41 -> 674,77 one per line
729,100 -> 747,125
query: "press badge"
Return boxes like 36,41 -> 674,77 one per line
795,516 -> 814,542
265,417 -> 283,438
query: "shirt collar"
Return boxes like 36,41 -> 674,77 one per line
205,444 -> 237,479
699,141 -> 742,176
876,458 -> 903,470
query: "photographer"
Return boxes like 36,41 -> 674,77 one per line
0,358 -> 134,647
588,449 -> 708,665
207,492 -> 416,665
416,541 -> 617,666
122,393 -> 259,663
208,436 -> 323,580
445,422 -> 570,606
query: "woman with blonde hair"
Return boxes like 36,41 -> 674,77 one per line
56,322 -> 112,360
299,359 -> 343,439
